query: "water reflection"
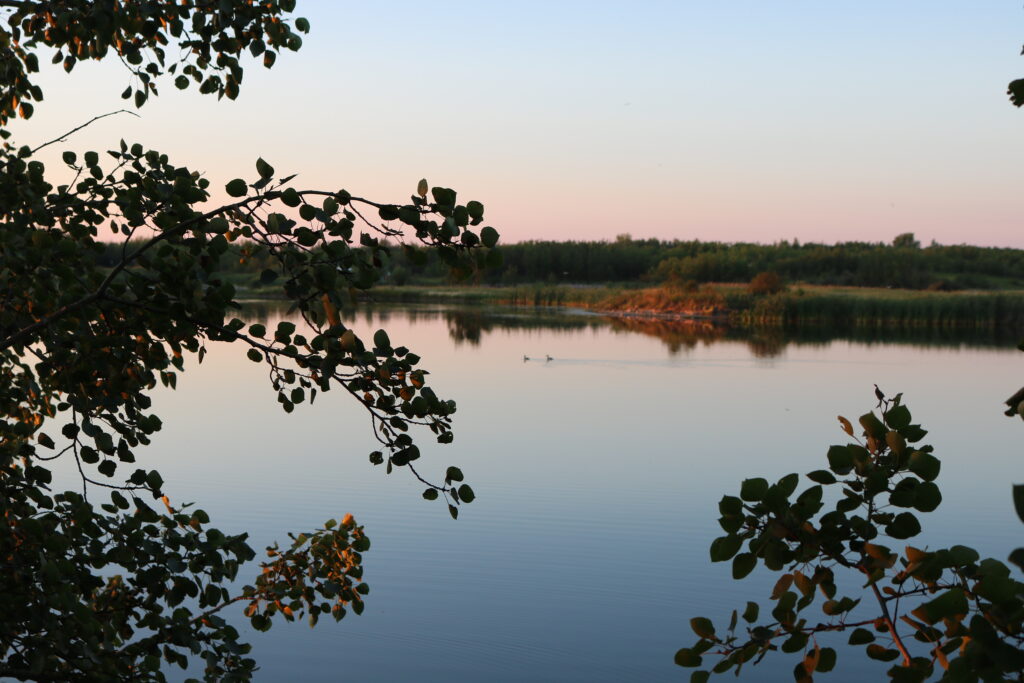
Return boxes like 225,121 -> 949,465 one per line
152,301 -> 1023,682
239,299 -> 1022,359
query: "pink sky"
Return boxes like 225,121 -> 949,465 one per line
8,2 -> 1023,247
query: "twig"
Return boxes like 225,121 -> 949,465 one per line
30,109 -> 139,156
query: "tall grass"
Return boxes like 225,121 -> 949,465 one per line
595,285 -> 1024,331
731,290 -> 1024,329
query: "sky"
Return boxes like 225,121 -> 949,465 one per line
7,1 -> 1024,247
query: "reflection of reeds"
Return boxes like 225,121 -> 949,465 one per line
730,290 -> 1024,330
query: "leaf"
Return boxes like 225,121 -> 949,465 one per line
803,644 -> 821,674
848,628 -> 875,645
732,553 -> 756,579
912,482 -> 941,512
742,601 -> 759,623
740,477 -> 769,501
1008,548 -> 1024,571
422,488 -> 438,501
709,535 -> 741,562
145,470 -> 163,490
885,512 -> 921,539
1009,78 -> 1024,107
431,186 -> 456,207
718,496 -> 743,516
226,179 -> 248,197
806,469 -> 836,484
771,573 -> 794,599
817,647 -> 837,672
793,570 -> 813,597
884,404 -> 911,430
480,226 -> 499,248
340,330 -> 358,352
865,644 -> 900,662
826,445 -> 852,475
776,473 -> 799,497
457,484 -> 475,503
859,412 -> 886,439
256,157 -> 274,179
908,452 -> 940,482
448,504 -> 458,520
1014,484 -> 1024,524
445,466 -> 464,483
837,415 -> 853,435
911,589 -> 968,624
686,618 -> 715,644
674,649 -> 702,667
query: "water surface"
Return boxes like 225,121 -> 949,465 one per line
84,304 -> 1024,680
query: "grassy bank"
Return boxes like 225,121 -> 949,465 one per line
597,284 -> 1024,330
231,278 -> 1024,331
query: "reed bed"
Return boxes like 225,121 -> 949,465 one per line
596,286 -> 1024,331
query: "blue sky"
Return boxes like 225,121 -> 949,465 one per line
10,1 -> 1024,246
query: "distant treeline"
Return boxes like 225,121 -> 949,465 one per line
95,232 -> 1024,291
389,233 -> 1024,290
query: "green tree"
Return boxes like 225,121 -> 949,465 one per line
0,1 -> 497,680
892,233 -> 921,249
676,390 -> 1024,681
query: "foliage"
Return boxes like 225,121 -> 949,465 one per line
337,237 -> 1024,291
675,390 -> 1024,681
892,233 -> 921,250
0,1 -> 497,680
1010,42 -> 1024,107
748,271 -> 785,296
99,234 -> 1024,294
649,241 -> 1024,291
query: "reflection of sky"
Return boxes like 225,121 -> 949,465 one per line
7,2 -> 1024,247
47,306 -> 1024,681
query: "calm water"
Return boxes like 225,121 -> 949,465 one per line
64,305 -> 1024,680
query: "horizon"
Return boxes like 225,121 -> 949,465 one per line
6,2 -> 1023,248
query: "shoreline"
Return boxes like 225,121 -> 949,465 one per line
232,283 -> 1024,331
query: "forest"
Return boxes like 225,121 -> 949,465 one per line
95,232 -> 1024,292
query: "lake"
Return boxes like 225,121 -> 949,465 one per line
79,303 -> 1024,681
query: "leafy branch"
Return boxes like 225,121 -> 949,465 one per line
676,390 -> 1024,682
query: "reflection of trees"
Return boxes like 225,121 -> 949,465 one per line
602,314 -> 1020,357
237,301 -> 1023,355
445,311 -> 491,346
745,329 -> 787,358
604,316 -> 728,355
